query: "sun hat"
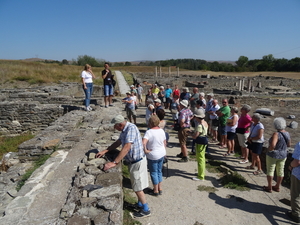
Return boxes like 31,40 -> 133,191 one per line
194,109 -> 205,119
154,99 -> 161,104
126,92 -> 131,95
130,85 -> 135,87
180,100 -> 189,107
207,93 -> 214,97
111,115 -> 125,124
199,92 -> 205,97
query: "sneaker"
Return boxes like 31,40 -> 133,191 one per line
177,157 -> 188,163
192,177 -> 202,181
85,107 -> 91,111
132,209 -> 151,218
239,160 -> 249,164
176,152 -> 183,158
109,104 -> 114,107
132,203 -> 143,210
105,105 -> 108,108
88,106 -> 92,111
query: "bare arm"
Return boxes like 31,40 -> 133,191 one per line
142,138 -> 151,154
268,132 -> 278,151
103,142 -> 132,171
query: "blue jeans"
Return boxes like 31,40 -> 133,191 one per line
83,83 -> 93,107
147,157 -> 164,185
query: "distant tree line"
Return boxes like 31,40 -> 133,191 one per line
138,54 -> 300,72
41,54 -> 300,72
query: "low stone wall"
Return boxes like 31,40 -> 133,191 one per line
0,83 -> 105,135
0,101 -> 64,135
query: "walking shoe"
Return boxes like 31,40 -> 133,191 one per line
132,203 -> 143,210
148,191 -> 159,196
105,105 -> 108,108
88,106 -> 92,111
132,209 -> 151,218
192,177 -> 202,181
176,152 -> 183,158
109,104 -> 114,107
177,157 -> 188,162
239,160 -> 249,164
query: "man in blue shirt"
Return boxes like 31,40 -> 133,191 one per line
164,84 -> 172,109
96,115 -> 151,218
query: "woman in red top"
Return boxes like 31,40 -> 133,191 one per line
172,84 -> 180,97
236,105 -> 252,164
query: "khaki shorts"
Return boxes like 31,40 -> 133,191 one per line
178,128 -> 190,146
237,133 -> 250,148
128,157 -> 149,192
209,120 -> 218,131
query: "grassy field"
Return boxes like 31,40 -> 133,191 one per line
1,60 -> 299,89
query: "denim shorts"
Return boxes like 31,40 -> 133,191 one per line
218,125 -> 226,135
104,84 -> 114,96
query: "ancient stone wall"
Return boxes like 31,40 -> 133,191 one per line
0,101 -> 64,135
0,83 -> 105,135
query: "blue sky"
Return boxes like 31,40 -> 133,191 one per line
1,0 -> 300,62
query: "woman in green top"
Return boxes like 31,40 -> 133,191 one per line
191,110 -> 208,181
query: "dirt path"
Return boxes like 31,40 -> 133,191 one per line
132,106 -> 292,225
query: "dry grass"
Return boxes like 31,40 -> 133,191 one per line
1,60 -> 299,89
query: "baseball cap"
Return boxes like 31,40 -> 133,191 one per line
111,115 -> 125,124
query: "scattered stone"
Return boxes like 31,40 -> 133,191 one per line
289,121 -> 298,129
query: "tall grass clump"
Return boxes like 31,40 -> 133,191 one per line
0,133 -> 34,159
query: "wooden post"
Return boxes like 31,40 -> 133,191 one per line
155,66 -> 157,77
169,67 -> 171,77
177,67 -> 179,77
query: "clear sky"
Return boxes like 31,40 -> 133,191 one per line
1,0 -> 300,62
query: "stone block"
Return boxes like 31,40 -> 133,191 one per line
95,172 -> 122,187
67,214 -> 90,225
89,185 -> 121,198
88,153 -> 96,161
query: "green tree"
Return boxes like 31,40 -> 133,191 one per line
125,61 -> 132,66
77,55 -> 103,67
62,59 -> 69,65
236,56 -> 248,67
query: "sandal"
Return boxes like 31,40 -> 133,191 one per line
253,170 -> 263,175
272,186 -> 280,192
245,166 -> 255,170
223,153 -> 231,156
263,186 -> 272,193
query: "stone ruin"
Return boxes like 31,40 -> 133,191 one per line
0,83 -> 126,224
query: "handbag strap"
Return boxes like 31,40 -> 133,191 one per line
278,131 -> 288,146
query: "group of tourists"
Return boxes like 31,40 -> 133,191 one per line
80,66 -> 300,223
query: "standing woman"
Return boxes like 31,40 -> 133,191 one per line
81,64 -> 96,111
236,105 -> 252,164
224,107 -> 239,156
246,113 -> 264,175
143,115 -> 166,196
192,110 -> 208,181
263,117 -> 291,192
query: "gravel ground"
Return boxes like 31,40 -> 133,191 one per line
130,106 -> 294,225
